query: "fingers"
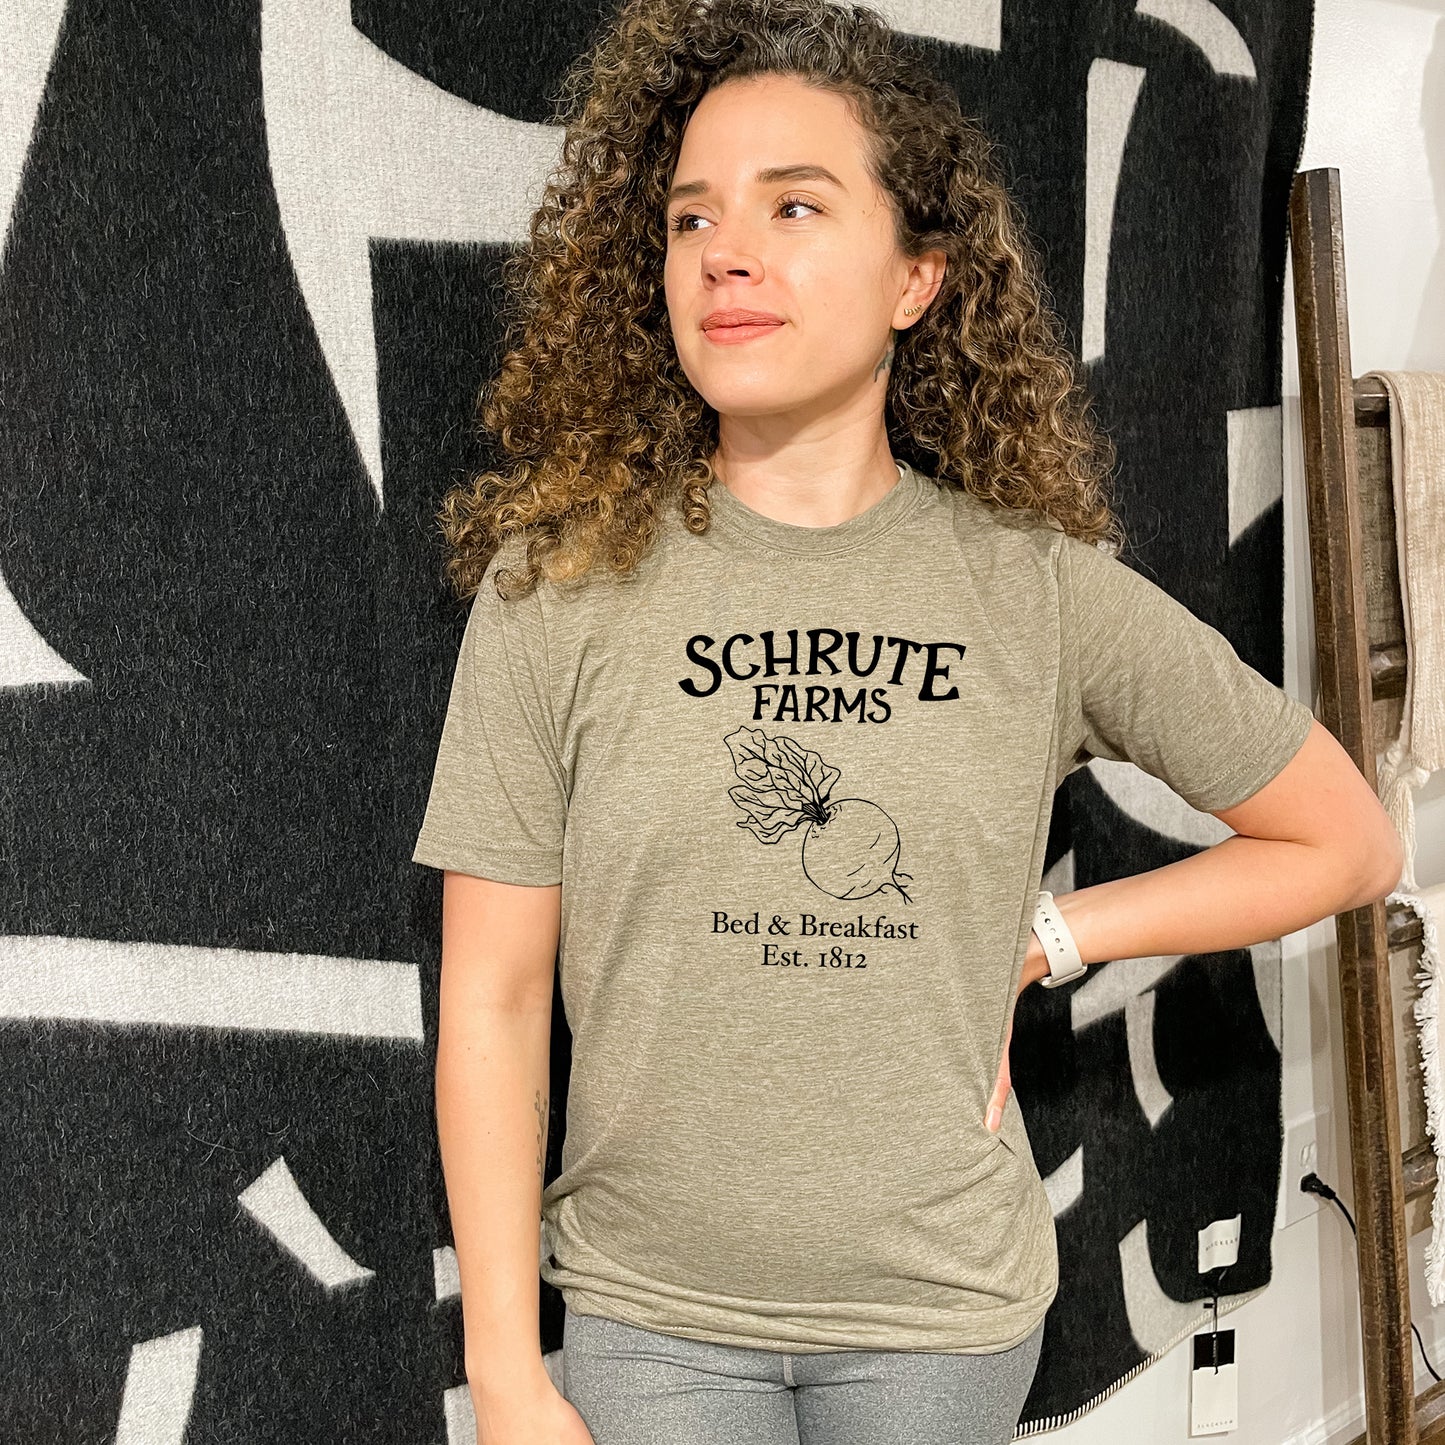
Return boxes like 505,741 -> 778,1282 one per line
985,1015 -> 1015,1132
986,1064 -> 1010,1133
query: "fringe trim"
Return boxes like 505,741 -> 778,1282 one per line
1397,885 -> 1445,1307
1379,743 -> 1429,894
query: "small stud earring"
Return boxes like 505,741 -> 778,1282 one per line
902,304 -> 924,316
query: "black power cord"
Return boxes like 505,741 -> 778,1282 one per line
1302,1170 -> 1442,1383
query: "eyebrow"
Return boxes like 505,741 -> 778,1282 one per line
665,164 -> 848,206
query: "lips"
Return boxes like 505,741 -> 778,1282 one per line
701,310 -> 784,330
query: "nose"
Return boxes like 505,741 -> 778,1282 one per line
703,251 -> 760,285
700,220 -> 763,284
704,261 -> 758,285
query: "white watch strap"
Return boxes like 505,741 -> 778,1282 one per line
1033,890 -> 1086,989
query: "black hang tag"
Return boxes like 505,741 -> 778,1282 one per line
1192,1329 -> 1236,1370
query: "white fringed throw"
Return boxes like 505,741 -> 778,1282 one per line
1360,369 -> 1445,1302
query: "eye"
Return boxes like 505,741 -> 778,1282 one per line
668,194 -> 825,233
776,193 -> 822,219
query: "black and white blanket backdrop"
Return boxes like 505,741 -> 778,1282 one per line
0,0 -> 1314,1438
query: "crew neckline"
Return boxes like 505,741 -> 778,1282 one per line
705,458 -> 928,555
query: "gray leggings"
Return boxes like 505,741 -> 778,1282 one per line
560,1308 -> 1044,1445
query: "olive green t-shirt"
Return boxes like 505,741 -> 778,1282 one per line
411,458 -> 1314,1354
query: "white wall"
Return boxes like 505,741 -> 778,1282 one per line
1049,1 -> 1445,1440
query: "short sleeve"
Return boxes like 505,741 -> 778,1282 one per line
1058,533 -> 1315,813
411,565 -> 567,885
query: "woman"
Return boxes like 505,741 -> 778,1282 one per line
412,1 -> 1402,1441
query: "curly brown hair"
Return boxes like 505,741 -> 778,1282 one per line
432,0 -> 1124,603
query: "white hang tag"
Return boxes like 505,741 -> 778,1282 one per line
1189,1329 -> 1238,1435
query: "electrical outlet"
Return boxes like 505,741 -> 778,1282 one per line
1280,1109 -> 1334,1229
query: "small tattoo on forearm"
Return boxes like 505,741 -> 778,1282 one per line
873,335 -> 895,383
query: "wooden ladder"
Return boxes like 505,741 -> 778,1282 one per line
1290,164 -> 1435,1444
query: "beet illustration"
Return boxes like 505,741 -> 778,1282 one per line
722,724 -> 914,903
802,796 -> 910,901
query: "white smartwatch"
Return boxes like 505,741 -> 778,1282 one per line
1032,890 -> 1087,989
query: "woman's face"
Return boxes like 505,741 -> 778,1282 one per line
663,73 -> 937,430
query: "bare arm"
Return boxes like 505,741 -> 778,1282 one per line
1024,718 -> 1404,982
988,720 -> 1403,1129
435,870 -> 561,1399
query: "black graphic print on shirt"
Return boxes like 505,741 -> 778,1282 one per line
679,625 -> 969,724
722,724 -> 914,904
